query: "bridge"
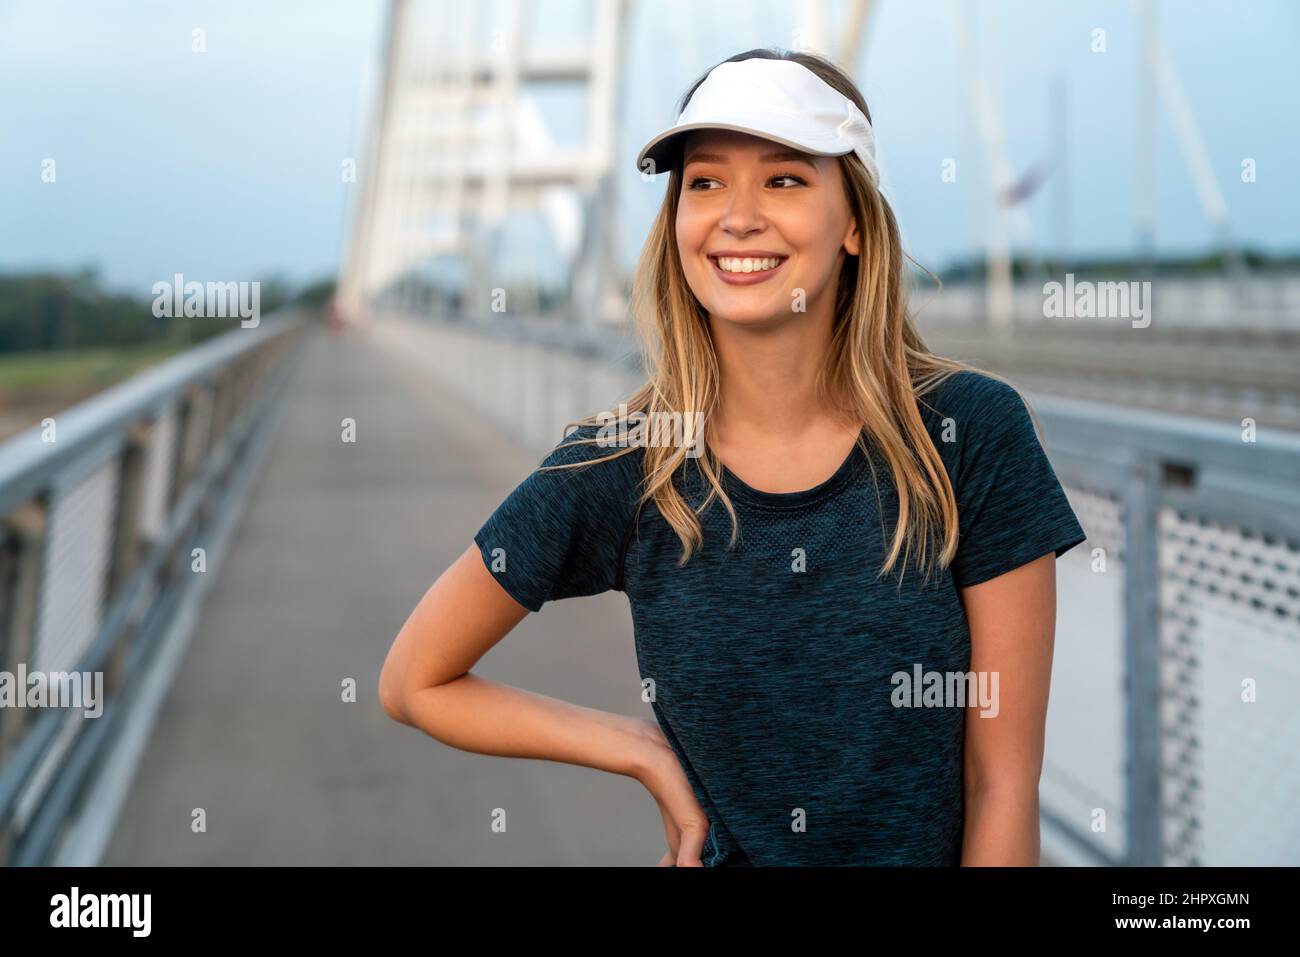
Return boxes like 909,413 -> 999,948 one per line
2,0 -> 1299,867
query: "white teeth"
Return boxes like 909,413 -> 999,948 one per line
716,257 -> 782,273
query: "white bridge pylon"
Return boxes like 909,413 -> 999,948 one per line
339,0 -> 631,327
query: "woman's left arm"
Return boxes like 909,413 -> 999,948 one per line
958,552 -> 1058,866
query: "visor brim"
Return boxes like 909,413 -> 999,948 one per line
634,120 -> 853,177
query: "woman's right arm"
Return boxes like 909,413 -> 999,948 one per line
378,542 -> 711,865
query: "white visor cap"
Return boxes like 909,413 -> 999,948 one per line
635,57 -> 880,187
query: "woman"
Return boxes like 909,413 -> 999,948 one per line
380,48 -> 1087,867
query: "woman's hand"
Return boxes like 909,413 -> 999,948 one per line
629,717 -> 712,867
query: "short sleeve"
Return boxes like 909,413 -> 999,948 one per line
940,376 -> 1088,590
473,425 -> 640,612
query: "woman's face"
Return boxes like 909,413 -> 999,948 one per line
675,128 -> 861,328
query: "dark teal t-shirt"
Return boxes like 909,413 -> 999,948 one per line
473,370 -> 1087,866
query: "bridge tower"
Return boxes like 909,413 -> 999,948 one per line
338,0 -> 631,329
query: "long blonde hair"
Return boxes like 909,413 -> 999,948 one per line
543,47 -> 1023,587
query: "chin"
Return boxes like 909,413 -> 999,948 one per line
706,302 -> 789,325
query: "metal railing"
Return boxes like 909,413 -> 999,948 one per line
1033,395 -> 1300,866
912,273 -> 1300,331
0,311 -> 311,865
386,311 -> 1300,866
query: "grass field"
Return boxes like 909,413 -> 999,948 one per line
0,343 -> 199,442
0,343 -> 191,395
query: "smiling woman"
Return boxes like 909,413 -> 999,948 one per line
381,46 -> 1087,869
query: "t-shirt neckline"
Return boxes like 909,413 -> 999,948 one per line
716,429 -> 869,510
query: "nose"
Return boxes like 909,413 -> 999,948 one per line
718,178 -> 766,237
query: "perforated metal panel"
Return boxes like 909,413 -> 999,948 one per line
34,456 -> 120,674
1158,511 -> 1300,865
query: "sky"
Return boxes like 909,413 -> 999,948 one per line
1,0 -> 1297,300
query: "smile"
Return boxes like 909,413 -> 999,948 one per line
708,255 -> 788,285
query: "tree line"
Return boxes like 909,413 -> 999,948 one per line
0,269 -> 336,355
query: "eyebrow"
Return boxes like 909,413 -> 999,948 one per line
683,149 -> 819,170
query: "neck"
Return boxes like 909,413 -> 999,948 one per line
706,295 -> 840,438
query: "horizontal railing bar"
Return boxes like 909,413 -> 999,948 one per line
11,696 -> 121,866
1034,394 -> 1300,478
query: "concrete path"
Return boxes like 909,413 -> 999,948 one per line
103,321 -> 656,865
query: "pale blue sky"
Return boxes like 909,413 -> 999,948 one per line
1,0 -> 1296,299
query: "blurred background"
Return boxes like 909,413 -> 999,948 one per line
1,0 -> 1297,867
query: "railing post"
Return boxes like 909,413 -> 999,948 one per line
172,380 -> 213,508
1123,454 -> 1164,865
104,422 -> 152,697
208,367 -> 232,451
167,384 -> 195,516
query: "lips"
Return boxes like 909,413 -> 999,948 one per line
708,254 -> 789,285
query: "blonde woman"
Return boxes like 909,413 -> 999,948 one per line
380,48 -> 1086,867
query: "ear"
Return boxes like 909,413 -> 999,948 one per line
842,216 -> 861,257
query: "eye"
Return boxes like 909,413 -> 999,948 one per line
685,173 -> 807,191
